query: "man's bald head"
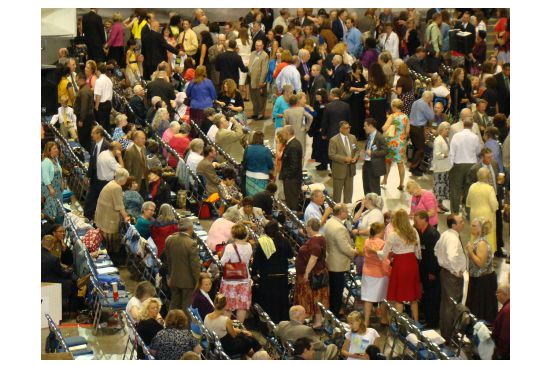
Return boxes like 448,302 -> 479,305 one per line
460,108 -> 472,120
289,305 -> 306,322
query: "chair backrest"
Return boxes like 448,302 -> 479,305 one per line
45,314 -> 69,352
123,312 -> 155,360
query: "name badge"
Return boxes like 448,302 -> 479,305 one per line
230,99 -> 235,103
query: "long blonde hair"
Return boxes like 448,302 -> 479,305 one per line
138,297 -> 162,321
392,209 -> 418,244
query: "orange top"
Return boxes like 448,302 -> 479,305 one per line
363,237 -> 391,278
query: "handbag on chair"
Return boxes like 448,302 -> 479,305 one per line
223,243 -> 248,280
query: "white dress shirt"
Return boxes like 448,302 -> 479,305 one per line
434,229 -> 468,275
378,31 -> 399,60
51,106 -> 77,126
94,74 -> 113,103
448,129 -> 480,167
448,121 -> 483,143
97,150 -> 120,181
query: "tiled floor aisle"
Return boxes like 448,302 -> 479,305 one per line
42,103 -> 509,358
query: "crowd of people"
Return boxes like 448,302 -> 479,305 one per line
42,7 -> 510,360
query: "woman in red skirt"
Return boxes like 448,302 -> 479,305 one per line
370,209 -> 422,321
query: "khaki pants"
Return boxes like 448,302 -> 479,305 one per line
439,269 -> 463,340
169,286 -> 194,326
333,176 -> 354,204
249,87 -> 267,117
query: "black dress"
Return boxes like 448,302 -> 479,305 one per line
310,101 -> 329,167
450,82 -> 472,117
251,233 -> 292,323
482,88 -> 499,117
217,91 -> 245,111
136,318 -> 164,359
407,29 -> 420,56
344,74 -> 367,140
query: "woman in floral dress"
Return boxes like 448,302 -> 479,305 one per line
381,99 -> 410,190
41,142 -> 64,222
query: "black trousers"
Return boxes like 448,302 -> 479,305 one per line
95,101 -> 112,133
362,161 -> 381,196
283,178 -> 301,211
410,125 -> 425,169
84,179 -> 108,220
77,121 -> 93,153
328,271 -> 346,318
258,274 -> 289,324
143,63 -> 157,81
421,273 -> 441,328
496,194 -> 504,251
86,43 -> 105,62
108,46 -> 125,68
439,268 -> 463,339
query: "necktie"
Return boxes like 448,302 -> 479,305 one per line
344,135 -> 351,156
63,108 -> 68,127
487,164 -> 497,194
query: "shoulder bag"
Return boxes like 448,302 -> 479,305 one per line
308,239 -> 328,290
223,243 -> 249,280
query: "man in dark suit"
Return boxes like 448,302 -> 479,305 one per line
146,71 -> 176,114
82,8 -> 105,62
495,63 -> 510,116
216,39 -> 248,86
297,49 -> 312,93
362,118 -> 387,195
308,64 -> 326,106
73,72 -> 94,153
414,210 -> 441,328
454,11 -> 476,55
84,126 -> 110,220
327,55 -> 350,89
279,125 -> 303,211
295,8 -> 314,27
129,85 -> 147,124
164,218 -> 201,319
141,20 -> 180,80
42,235 -> 76,313
252,183 -> 277,218
321,88 -> 350,140
465,147 -> 506,257
250,21 -> 268,52
332,9 -> 348,41
406,47 -> 427,75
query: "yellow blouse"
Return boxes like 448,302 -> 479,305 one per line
131,19 -> 147,39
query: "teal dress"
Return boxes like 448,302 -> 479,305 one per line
385,112 -> 409,164
41,158 -> 63,221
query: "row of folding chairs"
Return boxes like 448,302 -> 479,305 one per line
382,300 -> 455,360
186,306 -> 231,360
252,303 -> 294,359
316,301 -> 348,352
44,313 -> 94,359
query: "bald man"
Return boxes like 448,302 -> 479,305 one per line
279,126 -> 303,211
97,141 -> 124,182
124,130 -> 149,196
448,108 -> 484,143
141,20 -> 180,80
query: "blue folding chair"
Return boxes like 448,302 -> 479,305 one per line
45,313 -> 94,359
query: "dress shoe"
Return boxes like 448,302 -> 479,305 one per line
249,114 -> 258,119
410,168 -> 423,176
316,164 -> 328,171
494,250 -> 507,258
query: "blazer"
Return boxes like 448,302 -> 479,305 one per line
321,99 -> 351,139
364,131 -> 388,177
248,50 -> 269,88
494,72 -> 510,116
196,158 -> 221,194
41,247 -> 71,283
74,85 -> 95,125
279,138 -> 303,180
216,50 -> 248,85
324,216 -> 355,272
192,290 -> 215,319
277,320 -> 318,343
332,18 -> 345,41
146,78 -> 176,105
87,139 -> 110,180
207,44 -> 225,85
165,232 -> 201,289
418,224 -> 441,278
328,133 -> 360,179
124,144 -> 148,183
330,64 -> 351,89
82,11 -> 105,46
215,124 -> 245,163
308,74 -> 326,106
141,29 -> 179,68
283,107 -> 313,135
280,33 -> 299,56
431,135 -> 450,173
297,61 -> 312,92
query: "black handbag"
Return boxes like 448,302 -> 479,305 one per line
309,271 -> 328,290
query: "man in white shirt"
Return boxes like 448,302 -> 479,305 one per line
97,141 -> 124,182
94,63 -> 113,132
378,22 -> 399,60
434,214 -> 467,339
272,9 -> 290,33
449,108 -> 483,143
51,96 -> 78,140
304,190 -> 333,232
448,117 -> 481,214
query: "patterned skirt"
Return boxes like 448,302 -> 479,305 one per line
220,279 -> 252,311
245,176 -> 268,196
433,172 -> 450,201
293,272 -> 330,317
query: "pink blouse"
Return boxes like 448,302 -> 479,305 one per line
410,190 -> 438,226
206,218 -> 235,252
107,22 -> 125,47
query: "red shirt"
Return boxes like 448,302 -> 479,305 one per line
492,300 -> 510,359
168,135 -> 190,167
295,236 -> 326,275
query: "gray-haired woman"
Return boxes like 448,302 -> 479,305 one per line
150,204 -> 179,257
352,193 -> 385,274
95,167 -> 131,263
431,121 -> 451,212
206,206 -> 241,253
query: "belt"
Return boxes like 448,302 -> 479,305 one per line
129,61 -> 137,64
441,267 -> 463,278
99,100 -> 112,104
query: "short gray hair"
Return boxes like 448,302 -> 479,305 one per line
114,167 -> 129,183
333,203 -> 348,216
306,217 -> 321,232
157,204 -> 177,222
170,121 -> 181,131
222,206 -> 241,222
133,85 -> 144,94
115,113 -> 127,125
141,201 -> 156,213
189,138 -> 205,152
365,193 -> 384,210
283,84 -> 294,94
477,166 -> 491,182
298,49 -> 310,58
179,123 -> 190,134
437,121 -> 450,135
178,218 -> 193,231
310,189 -> 324,200
422,90 -> 434,101
333,54 -> 342,63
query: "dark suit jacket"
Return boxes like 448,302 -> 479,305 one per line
330,64 -> 350,89
494,73 -> 510,116
308,74 -> 326,106
454,21 -> 476,49
192,290 -> 215,319
129,95 -> 147,122
82,11 -> 105,49
251,30 -> 268,52
321,99 -> 351,139
252,190 -> 274,216
297,61 -> 312,92
406,55 -> 426,75
364,131 -> 388,177
332,18 -> 345,41
146,78 -> 176,105
87,138 -> 110,180
418,224 -> 441,279
216,50 -> 248,85
165,232 -> 201,289
74,85 -> 95,125
296,16 -> 314,27
141,29 -> 179,69
279,138 -> 302,180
